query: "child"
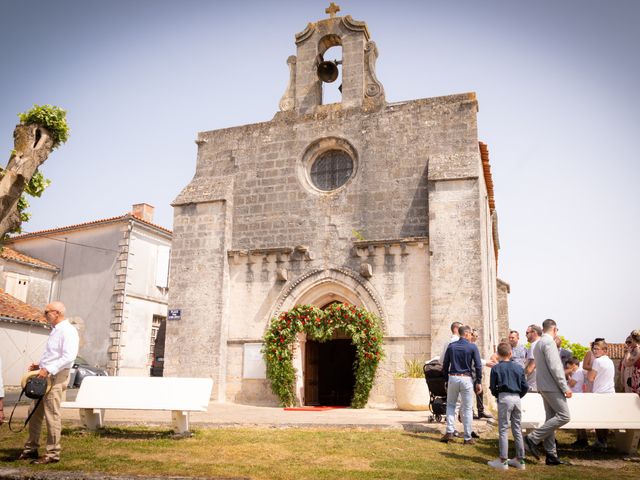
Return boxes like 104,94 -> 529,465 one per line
488,342 -> 529,471
565,357 -> 588,446
565,357 -> 585,393
588,340 -> 615,450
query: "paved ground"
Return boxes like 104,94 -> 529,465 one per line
6,398 -> 493,432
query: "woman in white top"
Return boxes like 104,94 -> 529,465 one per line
587,340 -> 615,450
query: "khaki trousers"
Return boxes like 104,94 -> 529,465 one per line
23,368 -> 70,460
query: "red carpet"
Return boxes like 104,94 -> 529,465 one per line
284,406 -> 348,411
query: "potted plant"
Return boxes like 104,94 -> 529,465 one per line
394,359 -> 430,410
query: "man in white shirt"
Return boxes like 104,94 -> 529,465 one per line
19,301 -> 79,465
0,355 -> 5,425
524,325 -> 542,392
588,340 -> 615,450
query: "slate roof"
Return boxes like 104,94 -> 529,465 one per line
8,213 -> 172,241
0,289 -> 47,325
0,246 -> 59,271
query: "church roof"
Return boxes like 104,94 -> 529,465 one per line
479,142 -> 499,263
0,246 -> 59,271
0,289 -> 47,325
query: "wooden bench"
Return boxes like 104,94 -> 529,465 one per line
521,392 -> 640,455
61,376 -> 213,434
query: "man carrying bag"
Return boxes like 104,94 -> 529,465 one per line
18,301 -> 78,465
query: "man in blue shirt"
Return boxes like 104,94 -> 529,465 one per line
440,325 -> 483,444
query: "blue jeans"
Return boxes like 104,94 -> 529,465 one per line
446,376 -> 474,440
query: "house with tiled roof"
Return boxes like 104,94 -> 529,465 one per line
0,289 -> 50,385
4,203 -> 172,378
0,245 -> 59,310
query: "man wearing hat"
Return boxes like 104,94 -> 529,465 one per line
19,301 -> 79,464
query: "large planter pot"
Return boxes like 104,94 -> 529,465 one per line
394,377 -> 430,411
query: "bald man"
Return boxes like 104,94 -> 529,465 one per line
19,302 -> 79,464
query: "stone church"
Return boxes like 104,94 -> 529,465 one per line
165,4 -> 509,407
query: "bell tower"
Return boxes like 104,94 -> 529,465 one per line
279,3 -> 385,113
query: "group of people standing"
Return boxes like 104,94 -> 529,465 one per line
438,319 -> 638,471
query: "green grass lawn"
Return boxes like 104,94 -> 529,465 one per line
1,426 -> 638,479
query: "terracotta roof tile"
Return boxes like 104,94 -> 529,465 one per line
8,213 -> 172,242
0,289 -> 46,324
0,246 -> 59,270
607,343 -> 626,360
479,142 -> 498,264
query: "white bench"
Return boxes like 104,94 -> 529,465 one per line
521,392 -> 640,455
61,376 -> 213,434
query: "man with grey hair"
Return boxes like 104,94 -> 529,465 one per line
523,318 -> 572,466
19,301 -> 79,465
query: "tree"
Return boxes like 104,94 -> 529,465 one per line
560,336 -> 589,361
0,105 -> 69,239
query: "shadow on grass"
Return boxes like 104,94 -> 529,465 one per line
0,448 -> 24,463
62,426 -> 182,440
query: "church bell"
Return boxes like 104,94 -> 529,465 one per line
317,59 -> 342,83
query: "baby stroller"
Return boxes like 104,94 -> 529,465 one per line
423,359 -> 447,423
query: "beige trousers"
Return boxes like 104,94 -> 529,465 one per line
23,368 -> 70,460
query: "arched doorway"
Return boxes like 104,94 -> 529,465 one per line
268,267 -> 386,407
304,302 -> 356,406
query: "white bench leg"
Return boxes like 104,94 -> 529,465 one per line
171,411 -> 190,434
614,429 -> 640,455
80,408 -> 104,430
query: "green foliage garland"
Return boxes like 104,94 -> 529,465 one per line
263,303 -> 384,408
18,104 -> 69,148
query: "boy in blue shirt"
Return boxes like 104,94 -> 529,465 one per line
488,342 -> 529,470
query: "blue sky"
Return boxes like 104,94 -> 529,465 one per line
1,0 -> 638,346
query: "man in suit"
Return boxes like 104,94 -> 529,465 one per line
523,318 -> 572,466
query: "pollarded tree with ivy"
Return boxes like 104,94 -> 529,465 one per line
0,104 -> 69,239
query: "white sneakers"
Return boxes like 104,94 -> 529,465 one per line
487,458 -> 526,471
508,458 -> 526,470
487,458 -> 508,470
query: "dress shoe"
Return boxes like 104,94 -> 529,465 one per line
478,411 -> 494,419
523,435 -> 541,460
31,457 -> 60,465
463,438 -> 476,445
471,431 -> 480,439
545,455 -> 568,466
440,432 -> 454,443
18,451 -> 38,460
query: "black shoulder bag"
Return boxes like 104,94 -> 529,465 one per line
8,375 -> 49,432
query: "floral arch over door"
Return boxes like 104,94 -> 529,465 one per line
262,303 -> 384,408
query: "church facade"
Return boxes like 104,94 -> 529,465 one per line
165,6 -> 509,406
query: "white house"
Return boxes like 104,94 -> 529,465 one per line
5,203 -> 172,377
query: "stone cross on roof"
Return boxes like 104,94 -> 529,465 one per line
325,2 -> 341,18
